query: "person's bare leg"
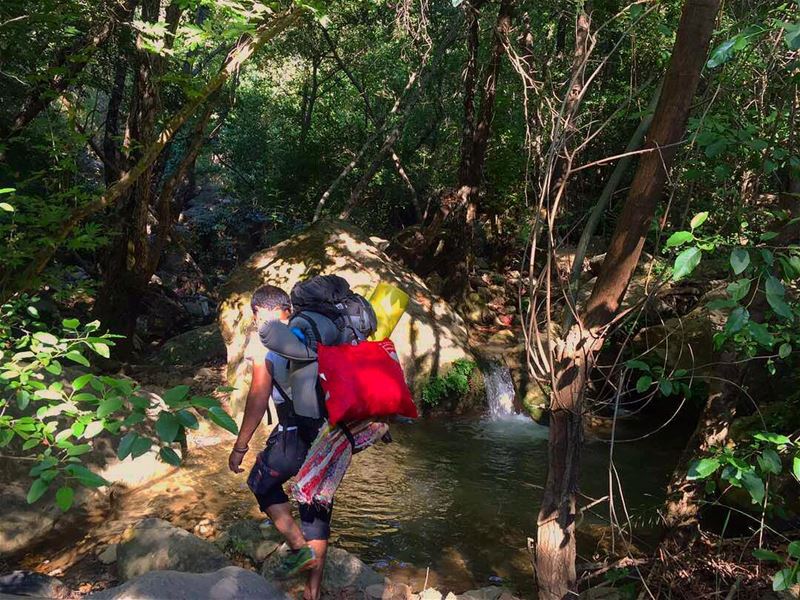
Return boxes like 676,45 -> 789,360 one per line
303,539 -> 328,600
266,502 -> 306,550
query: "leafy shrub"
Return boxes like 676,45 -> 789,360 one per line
421,359 -> 477,409
0,295 -> 238,511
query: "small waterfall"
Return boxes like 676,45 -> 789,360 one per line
483,361 -> 517,419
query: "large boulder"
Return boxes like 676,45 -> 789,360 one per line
153,324 -> 226,367
87,566 -> 289,600
0,570 -> 70,598
218,219 -> 473,416
116,518 -> 230,581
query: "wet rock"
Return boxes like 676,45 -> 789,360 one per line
262,545 -> 387,594
365,581 -> 413,599
86,566 -> 289,600
217,520 -> 281,563
0,570 -> 70,598
457,586 -> 520,600
152,324 -> 226,367
97,543 -> 118,564
117,518 -> 230,581
218,219 -> 473,417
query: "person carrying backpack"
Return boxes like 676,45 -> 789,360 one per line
227,284 -> 329,600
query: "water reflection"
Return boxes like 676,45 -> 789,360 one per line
331,417 -> 683,596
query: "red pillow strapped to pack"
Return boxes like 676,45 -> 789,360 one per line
316,339 -> 417,426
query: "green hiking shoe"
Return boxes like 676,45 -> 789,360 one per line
274,545 -> 316,580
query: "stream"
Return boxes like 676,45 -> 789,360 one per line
11,365 -> 686,598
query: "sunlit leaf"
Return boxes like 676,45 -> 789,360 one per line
687,457 -> 720,480
666,231 -> 693,248
690,212 -> 708,229
672,247 -> 702,280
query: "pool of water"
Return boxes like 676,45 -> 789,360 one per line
330,416 -> 684,595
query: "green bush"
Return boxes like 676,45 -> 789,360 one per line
0,295 -> 238,511
421,359 -> 477,409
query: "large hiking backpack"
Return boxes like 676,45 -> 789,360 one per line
290,275 -> 377,342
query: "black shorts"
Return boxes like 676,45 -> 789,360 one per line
246,417 -> 333,540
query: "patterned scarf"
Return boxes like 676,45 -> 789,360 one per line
292,420 -> 389,508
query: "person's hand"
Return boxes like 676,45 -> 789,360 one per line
228,446 -> 247,473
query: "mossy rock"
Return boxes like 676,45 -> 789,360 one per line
218,219 -> 473,417
152,324 -> 226,366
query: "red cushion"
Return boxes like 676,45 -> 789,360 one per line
317,339 -> 418,426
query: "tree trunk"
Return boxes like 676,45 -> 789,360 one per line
534,1 -> 721,598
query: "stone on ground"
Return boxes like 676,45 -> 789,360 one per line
116,518 -> 230,581
153,323 -> 226,366
86,566 -> 289,600
262,544 -> 387,595
218,219 -> 472,416
216,519 -> 282,563
0,570 -> 70,598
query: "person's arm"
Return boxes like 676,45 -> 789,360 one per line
228,352 -> 273,473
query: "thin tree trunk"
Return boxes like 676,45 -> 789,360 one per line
313,13 -> 463,221
299,55 -> 320,149
563,81 -> 663,330
534,2 -> 721,598
0,7 -> 301,303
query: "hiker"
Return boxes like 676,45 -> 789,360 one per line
227,284 -> 330,600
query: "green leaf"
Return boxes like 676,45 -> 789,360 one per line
725,306 -> 750,334
690,212 -> 708,229
659,379 -> 673,396
730,248 -> 750,275
747,321 -> 774,348
22,438 -> 40,450
117,431 -> 138,460
72,374 -> 93,391
636,375 -> 653,393
66,444 -> 92,457
672,247 -> 702,280
45,360 -> 63,376
706,37 -> 738,68
130,436 -> 153,458
788,541 -> 800,559
55,486 -> 74,512
773,568 -> 793,592
752,548 -> 783,562
767,294 -> 794,321
687,457 -> 720,480
766,276 -> 785,298
176,409 -> 199,430
666,231 -> 694,248
65,351 -> 90,367
741,470 -> 765,504
758,448 -> 782,475
779,343 -> 792,359
625,360 -> 651,372
208,406 -> 239,435
163,385 -> 190,407
726,279 -> 751,302
155,412 -> 181,442
27,478 -> 50,504
66,464 -> 109,488
754,432 -> 791,445
61,318 -> 80,330
794,455 -> 800,481
90,342 -> 110,358
0,188 -> 14,194
190,396 -> 220,409
0,202 -> 14,212
83,420 -> 104,439
33,332 -> 59,346
96,397 -> 123,418
159,447 -> 182,466
782,20 -> 800,50
760,231 -> 778,241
